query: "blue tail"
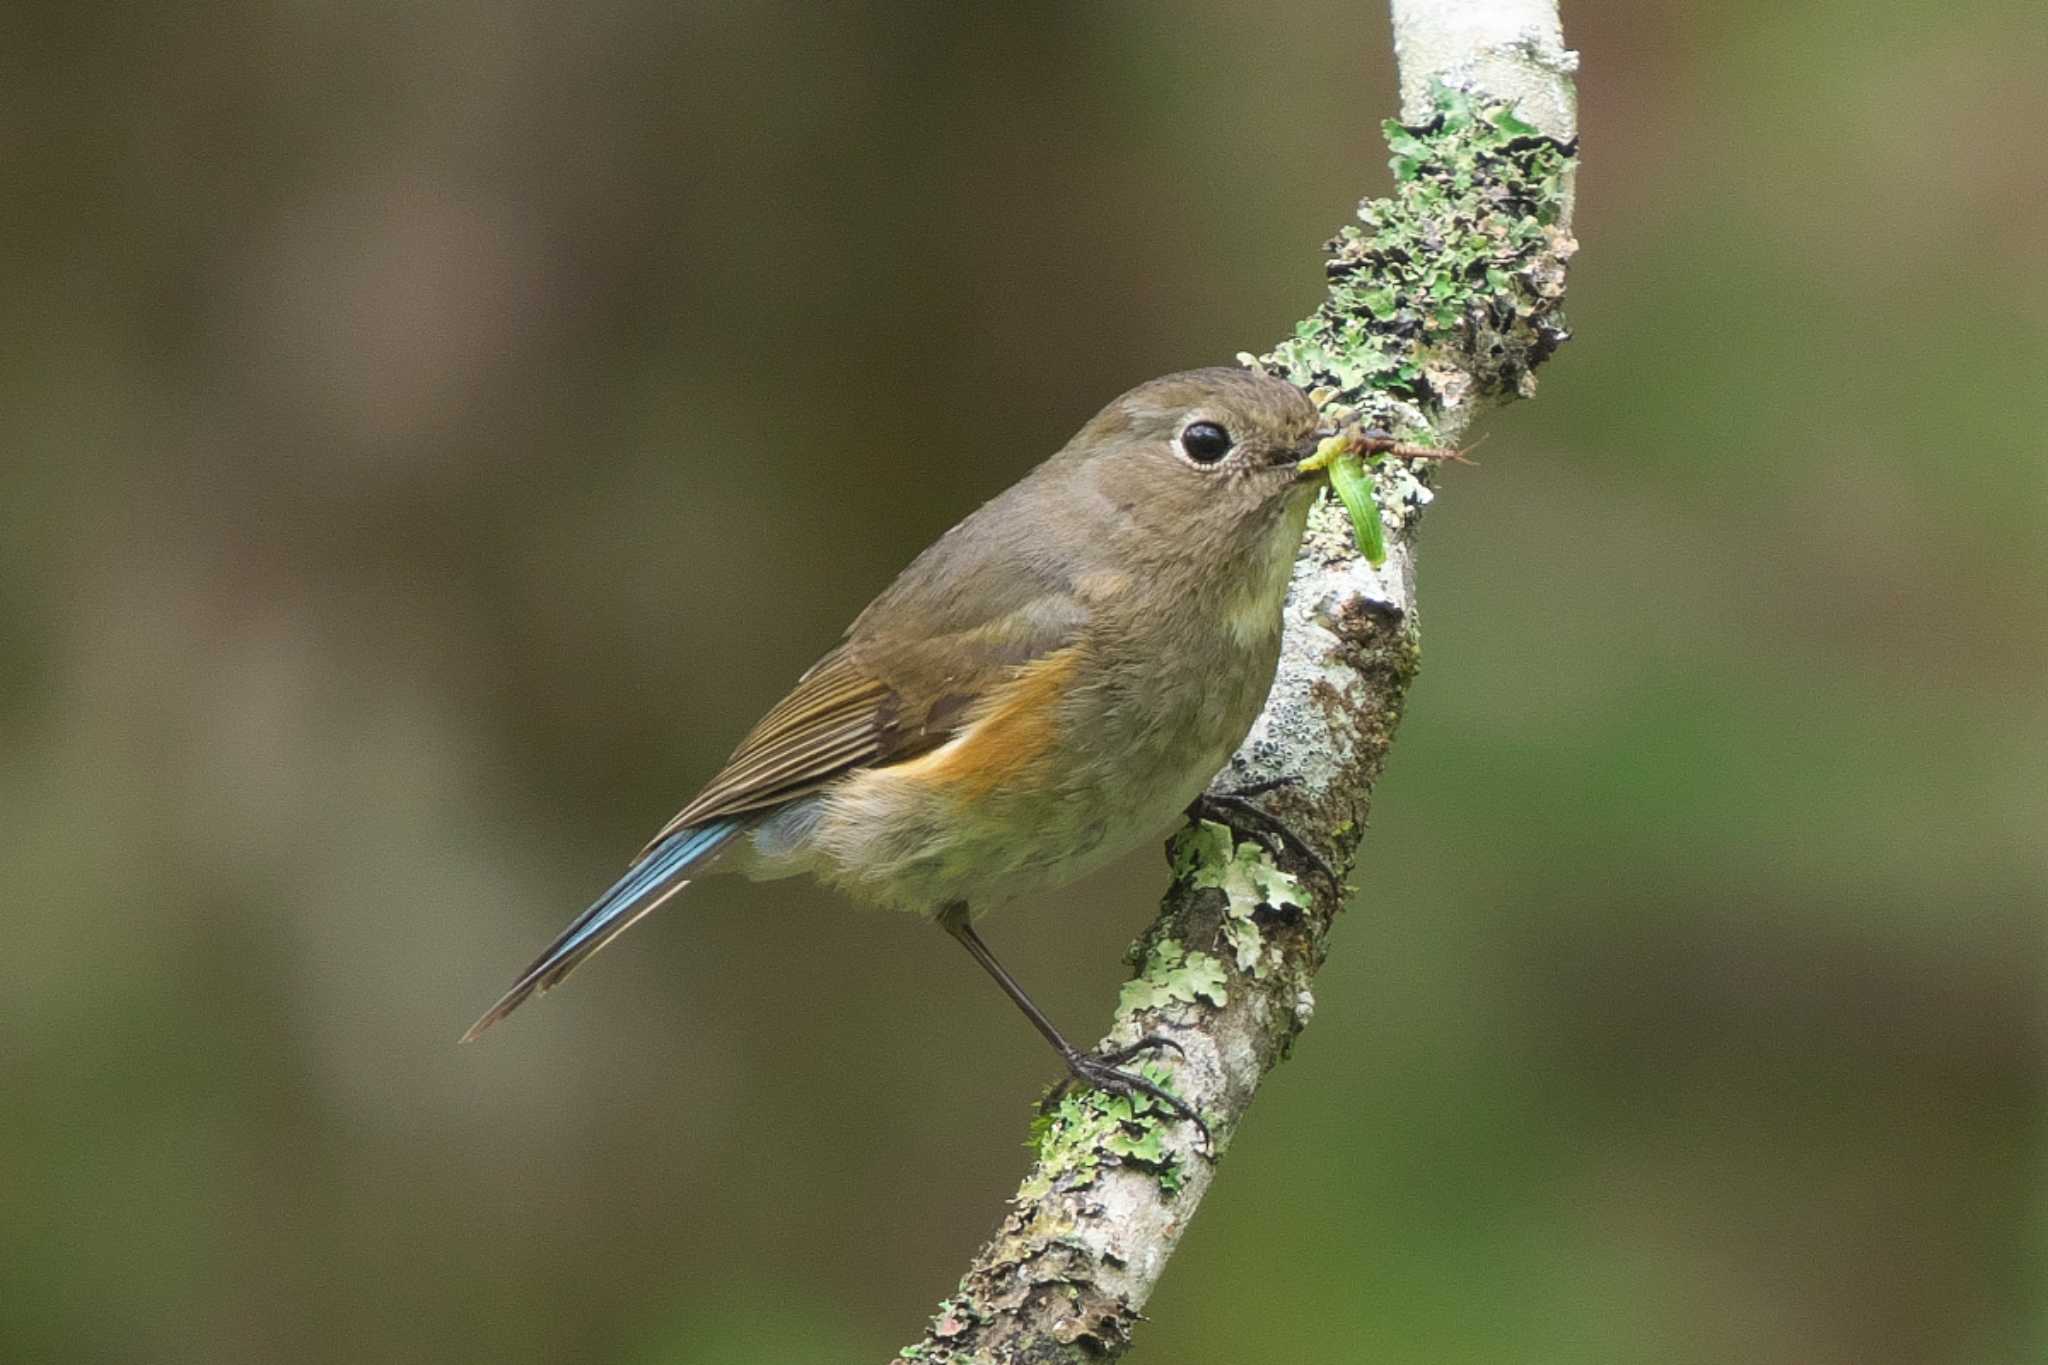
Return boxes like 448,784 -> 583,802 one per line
462,819 -> 741,1040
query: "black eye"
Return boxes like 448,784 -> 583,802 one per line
1179,421 -> 1233,464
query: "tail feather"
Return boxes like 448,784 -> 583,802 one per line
462,819 -> 741,1041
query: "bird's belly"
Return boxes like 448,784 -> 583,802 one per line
797,751 -> 1221,914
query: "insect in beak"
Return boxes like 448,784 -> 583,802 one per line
1294,427 -> 1478,563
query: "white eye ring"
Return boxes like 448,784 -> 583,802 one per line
1179,421 -> 1234,464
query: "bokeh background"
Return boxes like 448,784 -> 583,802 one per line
4,2 -> 2042,1362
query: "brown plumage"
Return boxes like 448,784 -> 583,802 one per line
468,367 -> 1326,1073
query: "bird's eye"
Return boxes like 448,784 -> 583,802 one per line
1179,421 -> 1233,464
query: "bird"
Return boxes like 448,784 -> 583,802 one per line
464,366 -> 1328,1130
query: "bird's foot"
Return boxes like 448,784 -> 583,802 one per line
1044,1036 -> 1211,1152
1187,782 -> 1339,890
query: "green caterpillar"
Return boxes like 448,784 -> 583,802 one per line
1299,428 -> 1467,567
1299,432 -> 1389,567
1325,451 -> 1386,568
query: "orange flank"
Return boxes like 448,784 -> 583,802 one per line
892,645 -> 1084,801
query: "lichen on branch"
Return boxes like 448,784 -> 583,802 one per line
1257,83 -> 1577,540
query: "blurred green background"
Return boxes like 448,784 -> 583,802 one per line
4,2 -> 2041,1362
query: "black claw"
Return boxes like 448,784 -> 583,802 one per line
1048,1044 -> 1213,1152
1041,1035 -> 1186,1110
1096,1034 -> 1186,1066
1187,791 -> 1339,890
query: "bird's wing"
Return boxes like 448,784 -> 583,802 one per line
648,600 -> 1089,844
639,473 -> 1106,850
645,648 -> 913,840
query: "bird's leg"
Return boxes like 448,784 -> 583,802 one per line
938,903 -> 1209,1148
1187,777 -> 1339,889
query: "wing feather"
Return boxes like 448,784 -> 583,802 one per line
638,469 -> 1117,854
634,652 -> 897,850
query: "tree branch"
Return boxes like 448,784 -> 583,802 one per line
899,6 -> 1577,1359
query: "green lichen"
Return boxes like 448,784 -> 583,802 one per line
1021,1063 -> 1186,1200
1264,83 -> 1571,403
1248,81 -> 1575,543
1169,820 -> 1308,979
1117,937 -> 1229,1013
